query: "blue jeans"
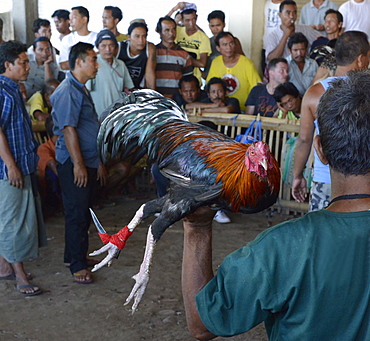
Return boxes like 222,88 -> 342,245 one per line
57,158 -> 97,274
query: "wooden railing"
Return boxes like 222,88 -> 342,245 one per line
188,111 -> 312,215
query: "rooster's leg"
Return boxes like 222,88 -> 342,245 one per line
125,225 -> 156,313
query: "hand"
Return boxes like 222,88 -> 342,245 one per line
316,24 -> 324,31
45,54 -> 54,64
183,207 -> 215,231
89,242 -> 120,272
7,164 -> 24,188
309,24 -> 316,30
73,163 -> 88,187
292,176 -> 308,203
97,163 -> 108,187
282,24 -> 295,38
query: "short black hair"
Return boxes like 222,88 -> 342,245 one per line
51,9 -> 70,20
273,82 -> 300,102
128,22 -> 148,36
268,57 -> 288,70
335,31 -> 370,66
207,10 -> 225,23
288,32 -> 308,50
104,6 -> 123,22
68,42 -> 94,71
181,9 -> 196,17
206,77 -> 227,93
156,16 -> 176,34
179,74 -> 199,89
0,40 -> 27,74
215,31 -> 235,47
71,6 -> 89,22
33,18 -> 50,33
317,69 -> 370,175
42,78 -> 60,96
33,36 -> 51,50
280,0 -> 297,12
324,9 -> 343,23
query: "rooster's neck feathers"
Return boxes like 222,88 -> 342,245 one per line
191,140 -> 280,212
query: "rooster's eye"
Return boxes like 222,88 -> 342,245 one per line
250,151 -> 255,156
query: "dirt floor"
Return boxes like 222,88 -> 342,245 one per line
0,190 -> 293,341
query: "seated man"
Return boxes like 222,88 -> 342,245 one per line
246,57 -> 289,117
207,32 -> 261,112
155,16 -> 193,98
173,74 -> 207,111
27,78 -> 59,121
182,69 -> 370,340
24,37 -> 59,99
287,32 -> 318,96
117,21 -> 156,89
273,81 -> 301,119
87,29 -> 134,119
186,77 -> 240,114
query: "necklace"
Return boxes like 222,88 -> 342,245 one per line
328,194 -> 370,205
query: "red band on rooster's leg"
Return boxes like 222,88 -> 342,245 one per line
109,226 -> 133,250
98,233 -> 111,244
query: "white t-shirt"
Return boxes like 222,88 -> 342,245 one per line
59,31 -> 97,63
263,0 -> 281,49
339,0 -> 370,37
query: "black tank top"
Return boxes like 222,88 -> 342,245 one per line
117,40 -> 148,88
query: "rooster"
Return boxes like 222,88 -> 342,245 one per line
89,90 -> 280,313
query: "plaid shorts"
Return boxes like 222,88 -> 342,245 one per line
309,181 -> 331,212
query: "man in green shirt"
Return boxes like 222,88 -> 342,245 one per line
182,70 -> 370,340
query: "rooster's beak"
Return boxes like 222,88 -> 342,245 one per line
260,159 -> 268,171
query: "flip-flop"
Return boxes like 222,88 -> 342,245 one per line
73,273 -> 93,284
15,284 -> 42,296
0,271 -> 33,281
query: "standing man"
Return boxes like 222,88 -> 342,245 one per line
299,0 -> 338,34
292,31 -> 370,210
339,0 -> 370,37
245,58 -> 289,116
51,9 -> 71,49
87,29 -> 134,119
59,6 -> 97,70
117,22 -> 156,89
155,16 -> 193,98
287,32 -> 318,96
0,41 -> 44,296
51,42 -> 107,284
265,0 -> 321,61
102,6 -> 127,42
24,37 -> 59,99
206,32 -> 261,112
181,69 -> 370,341
168,3 -> 211,84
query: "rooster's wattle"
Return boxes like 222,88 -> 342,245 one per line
89,90 -> 280,312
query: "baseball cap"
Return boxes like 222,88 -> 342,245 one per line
95,29 -> 117,47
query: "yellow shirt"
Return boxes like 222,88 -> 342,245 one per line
206,55 -> 261,111
176,26 -> 211,83
27,91 -> 48,120
116,33 -> 128,42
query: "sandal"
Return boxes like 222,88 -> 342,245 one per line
15,284 -> 42,296
73,272 -> 93,284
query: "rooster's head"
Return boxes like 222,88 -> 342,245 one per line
245,141 -> 275,177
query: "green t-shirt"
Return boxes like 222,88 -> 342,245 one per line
196,209 -> 370,340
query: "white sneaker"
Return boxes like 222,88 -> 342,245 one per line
213,211 -> 231,224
